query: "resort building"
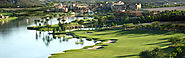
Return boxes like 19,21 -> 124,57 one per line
136,3 -> 142,9
111,1 -> 126,11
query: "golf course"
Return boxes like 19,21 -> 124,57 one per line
50,29 -> 184,58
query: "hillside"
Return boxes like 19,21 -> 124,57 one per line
50,0 -> 185,3
0,0 -> 43,8
1,0 -> 185,8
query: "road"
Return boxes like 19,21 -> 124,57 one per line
143,6 -> 185,11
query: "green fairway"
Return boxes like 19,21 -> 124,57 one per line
50,29 -> 184,58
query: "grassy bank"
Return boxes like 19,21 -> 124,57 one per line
50,29 -> 184,58
0,17 -> 18,22
0,12 -> 13,16
27,22 -> 80,31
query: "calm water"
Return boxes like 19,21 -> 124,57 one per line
0,16 -> 96,58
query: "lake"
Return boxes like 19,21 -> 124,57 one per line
0,16 -> 97,58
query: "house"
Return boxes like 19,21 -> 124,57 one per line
111,1 -> 126,11
126,3 -> 142,10
63,7 -> 69,12
55,3 -> 69,12
136,3 -> 142,9
113,1 -> 125,5
55,3 -> 63,9
75,4 -> 89,12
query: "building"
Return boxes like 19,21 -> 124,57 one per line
55,3 -> 63,9
55,3 -> 69,12
136,3 -> 142,9
75,4 -> 89,12
63,7 -> 68,12
111,1 -> 126,11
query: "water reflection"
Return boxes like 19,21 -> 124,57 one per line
35,31 -> 98,46
0,17 -> 34,38
32,15 -> 93,26
0,16 -> 97,58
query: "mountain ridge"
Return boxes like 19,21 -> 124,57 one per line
0,0 -> 43,7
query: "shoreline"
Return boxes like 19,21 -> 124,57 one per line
48,29 -> 178,58
48,30 -> 118,58
49,39 -> 116,58
0,17 -> 18,22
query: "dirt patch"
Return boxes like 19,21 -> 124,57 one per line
86,46 -> 103,50
86,39 -> 118,50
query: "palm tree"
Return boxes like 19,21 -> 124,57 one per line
61,16 -> 66,24
62,19 -> 66,24
49,16 -> 53,25
37,20 -> 41,26
41,17 -> 44,23
91,24 -> 94,30
34,20 -> 38,26
57,18 -> 62,23
44,17 -> 50,32
76,16 -> 79,25
34,20 -> 41,26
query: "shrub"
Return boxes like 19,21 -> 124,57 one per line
139,48 -> 164,58
139,50 -> 152,58
168,36 -> 183,44
169,46 -> 185,58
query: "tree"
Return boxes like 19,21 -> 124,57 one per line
170,46 -> 185,58
53,28 -> 55,34
45,18 -> 50,32
34,20 -> 38,26
139,48 -> 164,58
124,16 -> 129,23
78,20 -> 84,25
168,37 -> 182,45
57,18 -> 62,23
58,27 -> 62,32
62,19 -> 66,23
107,15 -> 115,21
111,22 -> 115,26
91,24 -> 93,30
94,21 -> 99,29
146,24 -> 152,29
59,24 -> 66,31
61,16 -> 66,23
101,23 -> 106,27
87,20 -> 91,23
49,16 -> 53,25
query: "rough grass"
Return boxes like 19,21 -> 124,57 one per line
50,29 -> 185,58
